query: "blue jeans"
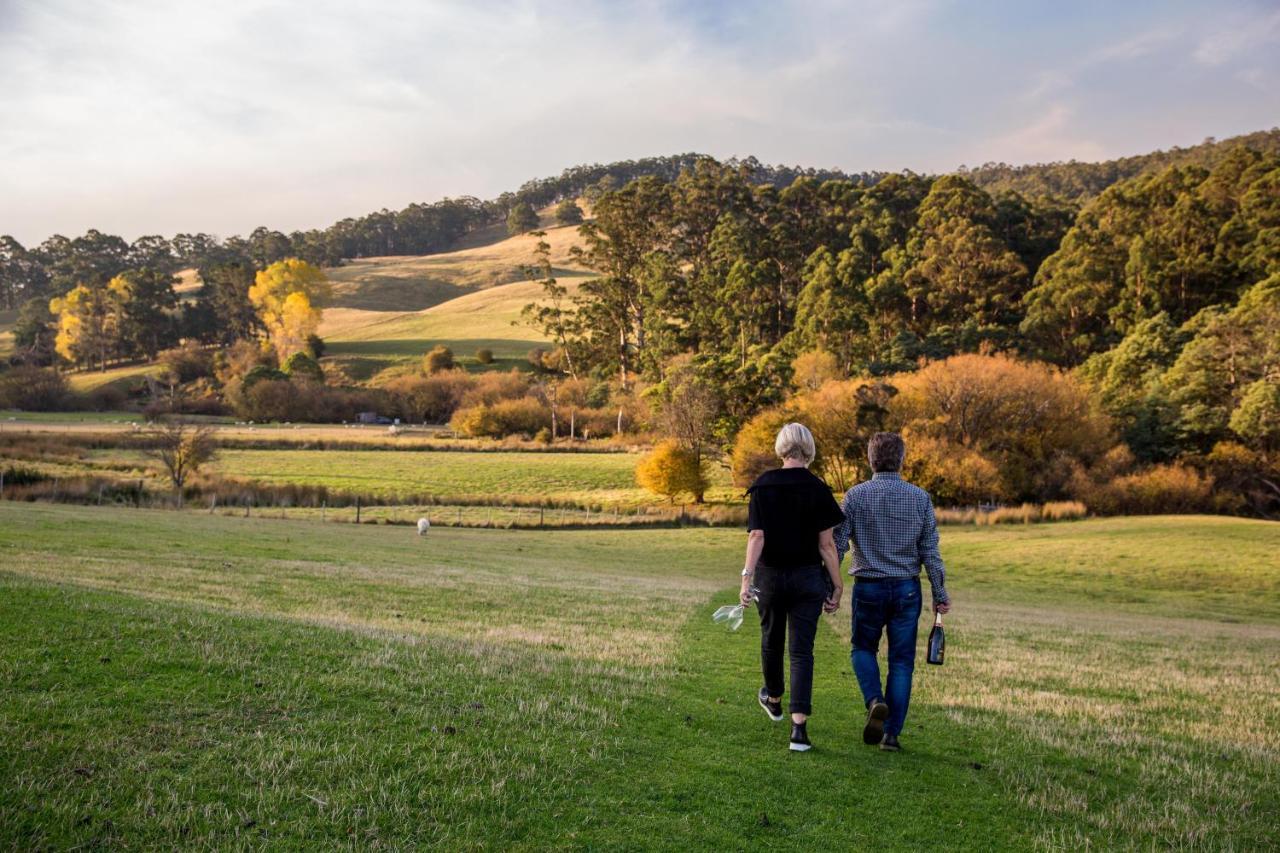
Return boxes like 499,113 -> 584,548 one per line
850,577 -> 923,736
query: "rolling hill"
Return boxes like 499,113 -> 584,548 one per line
317,215 -> 590,379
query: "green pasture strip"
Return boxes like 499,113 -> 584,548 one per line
0,577 -> 647,849
942,515 -> 1280,623
539,589 -> 1279,849
201,447 -> 738,508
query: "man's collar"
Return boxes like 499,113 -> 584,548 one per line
871,472 -> 902,480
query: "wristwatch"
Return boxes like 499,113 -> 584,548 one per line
740,567 -> 753,577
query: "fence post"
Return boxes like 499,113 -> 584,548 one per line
540,507 -> 545,528
209,495 -> 216,514
355,496 -> 361,524
1,470 -> 5,500
321,501 -> 326,523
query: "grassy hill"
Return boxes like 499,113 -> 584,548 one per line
318,218 -> 589,378
1,505 -> 1276,848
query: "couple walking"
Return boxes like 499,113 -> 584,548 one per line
740,424 -> 951,753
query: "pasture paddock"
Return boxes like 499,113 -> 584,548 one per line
0,504 -> 1276,848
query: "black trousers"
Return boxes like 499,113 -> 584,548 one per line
755,563 -> 827,715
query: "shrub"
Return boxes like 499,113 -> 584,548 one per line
86,384 -> 128,412
0,366 -> 70,411
157,343 -> 213,385
730,406 -> 791,487
1075,463 -> 1215,515
636,440 -> 709,503
282,351 -> 324,382
889,353 -> 1113,501
234,379 -> 383,423
242,364 -> 289,388
449,397 -> 548,437
383,371 -> 475,423
459,370 -> 530,407
306,334 -> 326,359
475,347 -> 495,365
423,345 -> 455,374
215,339 -> 275,387
1204,442 -> 1279,517
527,348 -> 548,371
901,431 -> 1008,506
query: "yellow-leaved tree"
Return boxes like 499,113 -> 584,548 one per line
49,279 -> 128,371
636,439 -> 709,503
248,259 -> 331,359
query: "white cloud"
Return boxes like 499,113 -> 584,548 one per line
1194,8 -> 1280,66
0,0 -> 1274,243
980,104 -> 1108,165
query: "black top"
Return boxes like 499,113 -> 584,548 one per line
746,467 -> 845,569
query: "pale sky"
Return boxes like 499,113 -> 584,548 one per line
2,0 -> 1277,244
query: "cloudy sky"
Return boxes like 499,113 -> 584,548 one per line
2,0 -> 1277,244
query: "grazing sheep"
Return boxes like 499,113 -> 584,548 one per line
417,517 -> 430,536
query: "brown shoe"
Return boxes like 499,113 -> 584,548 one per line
863,699 -> 889,745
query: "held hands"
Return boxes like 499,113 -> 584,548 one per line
823,586 -> 842,614
739,581 -> 755,607
934,599 -> 952,615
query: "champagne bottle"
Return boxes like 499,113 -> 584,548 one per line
926,611 -> 945,666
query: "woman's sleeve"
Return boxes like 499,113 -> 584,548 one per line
817,485 -> 844,531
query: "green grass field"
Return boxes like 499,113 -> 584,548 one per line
116,446 -> 737,508
1,505 -> 1276,848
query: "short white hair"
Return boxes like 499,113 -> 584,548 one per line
775,422 -> 816,465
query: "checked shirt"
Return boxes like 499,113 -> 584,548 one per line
834,472 -> 950,605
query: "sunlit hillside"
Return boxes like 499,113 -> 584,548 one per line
317,216 -> 590,378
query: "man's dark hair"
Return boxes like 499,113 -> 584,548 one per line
867,432 -> 905,473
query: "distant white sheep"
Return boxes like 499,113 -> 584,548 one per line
417,517 -> 430,536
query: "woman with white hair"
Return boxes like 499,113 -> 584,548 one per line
740,422 -> 845,752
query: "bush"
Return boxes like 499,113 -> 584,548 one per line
475,347 -> 495,365
459,370 -> 530,407
306,334 -> 326,359
384,370 -> 474,423
215,339 -> 275,387
449,397 -> 548,437
234,379 -> 384,423
157,343 -> 214,385
423,345 -> 455,374
86,384 -> 128,412
889,353 -> 1113,501
282,351 -> 324,382
0,366 -> 70,411
636,440 -> 709,503
242,364 -> 289,388
1073,463 -> 1215,515
729,406 -> 792,487
901,431 -> 1007,506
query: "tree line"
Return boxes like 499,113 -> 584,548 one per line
527,148 -> 1279,515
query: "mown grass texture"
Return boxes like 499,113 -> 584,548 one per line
0,504 -> 1276,849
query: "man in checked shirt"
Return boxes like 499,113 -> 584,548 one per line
834,432 -> 952,753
